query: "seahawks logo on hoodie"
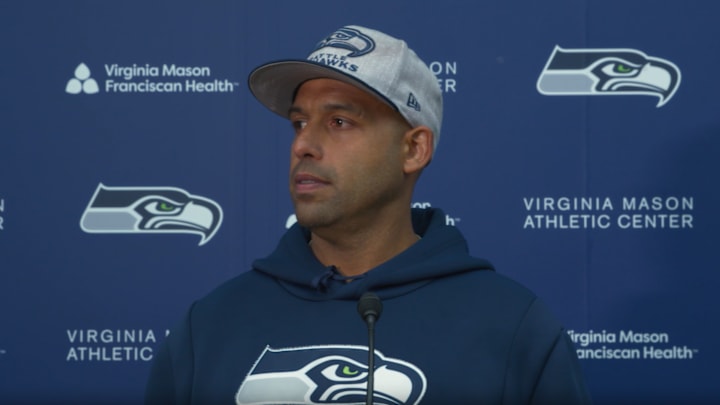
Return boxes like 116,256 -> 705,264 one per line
235,345 -> 427,404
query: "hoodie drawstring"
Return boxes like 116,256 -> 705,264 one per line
310,266 -> 367,292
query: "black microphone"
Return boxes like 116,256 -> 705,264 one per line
358,292 -> 383,405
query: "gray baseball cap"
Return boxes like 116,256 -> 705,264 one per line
248,25 -> 443,150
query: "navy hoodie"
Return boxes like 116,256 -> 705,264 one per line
145,208 -> 591,404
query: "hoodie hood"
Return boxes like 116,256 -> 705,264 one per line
252,208 -> 494,301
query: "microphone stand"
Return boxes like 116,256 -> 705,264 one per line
365,310 -> 377,405
358,292 -> 383,405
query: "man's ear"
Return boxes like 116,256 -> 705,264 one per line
403,126 -> 434,175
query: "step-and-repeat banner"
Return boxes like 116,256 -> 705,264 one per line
2,1 -> 718,403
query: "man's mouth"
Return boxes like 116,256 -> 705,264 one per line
293,173 -> 330,193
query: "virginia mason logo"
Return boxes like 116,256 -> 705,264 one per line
66,63 -> 100,94
65,62 -> 239,94
80,183 -> 223,246
537,46 -> 681,107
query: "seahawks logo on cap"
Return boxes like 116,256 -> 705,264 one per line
537,45 -> 681,107
80,183 -> 223,246
235,345 -> 427,404
314,27 -> 376,57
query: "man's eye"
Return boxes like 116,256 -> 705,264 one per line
292,120 -> 307,131
332,118 -> 347,127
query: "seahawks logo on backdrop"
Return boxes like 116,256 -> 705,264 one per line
80,183 -> 223,246
314,27 -> 376,57
235,345 -> 427,404
537,45 -> 681,107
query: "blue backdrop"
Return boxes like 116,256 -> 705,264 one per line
2,0 -> 718,403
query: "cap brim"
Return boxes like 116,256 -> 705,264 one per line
248,60 -> 397,119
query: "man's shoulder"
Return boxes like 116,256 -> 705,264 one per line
428,268 -> 559,323
193,269 -> 278,310
435,268 -> 538,302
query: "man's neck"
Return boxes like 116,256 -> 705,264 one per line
308,214 -> 419,277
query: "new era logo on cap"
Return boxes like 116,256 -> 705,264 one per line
407,93 -> 421,112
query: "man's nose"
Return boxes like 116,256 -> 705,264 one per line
291,122 -> 324,159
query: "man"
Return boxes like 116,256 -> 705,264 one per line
145,25 -> 591,404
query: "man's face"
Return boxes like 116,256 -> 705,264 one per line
288,78 -> 410,231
